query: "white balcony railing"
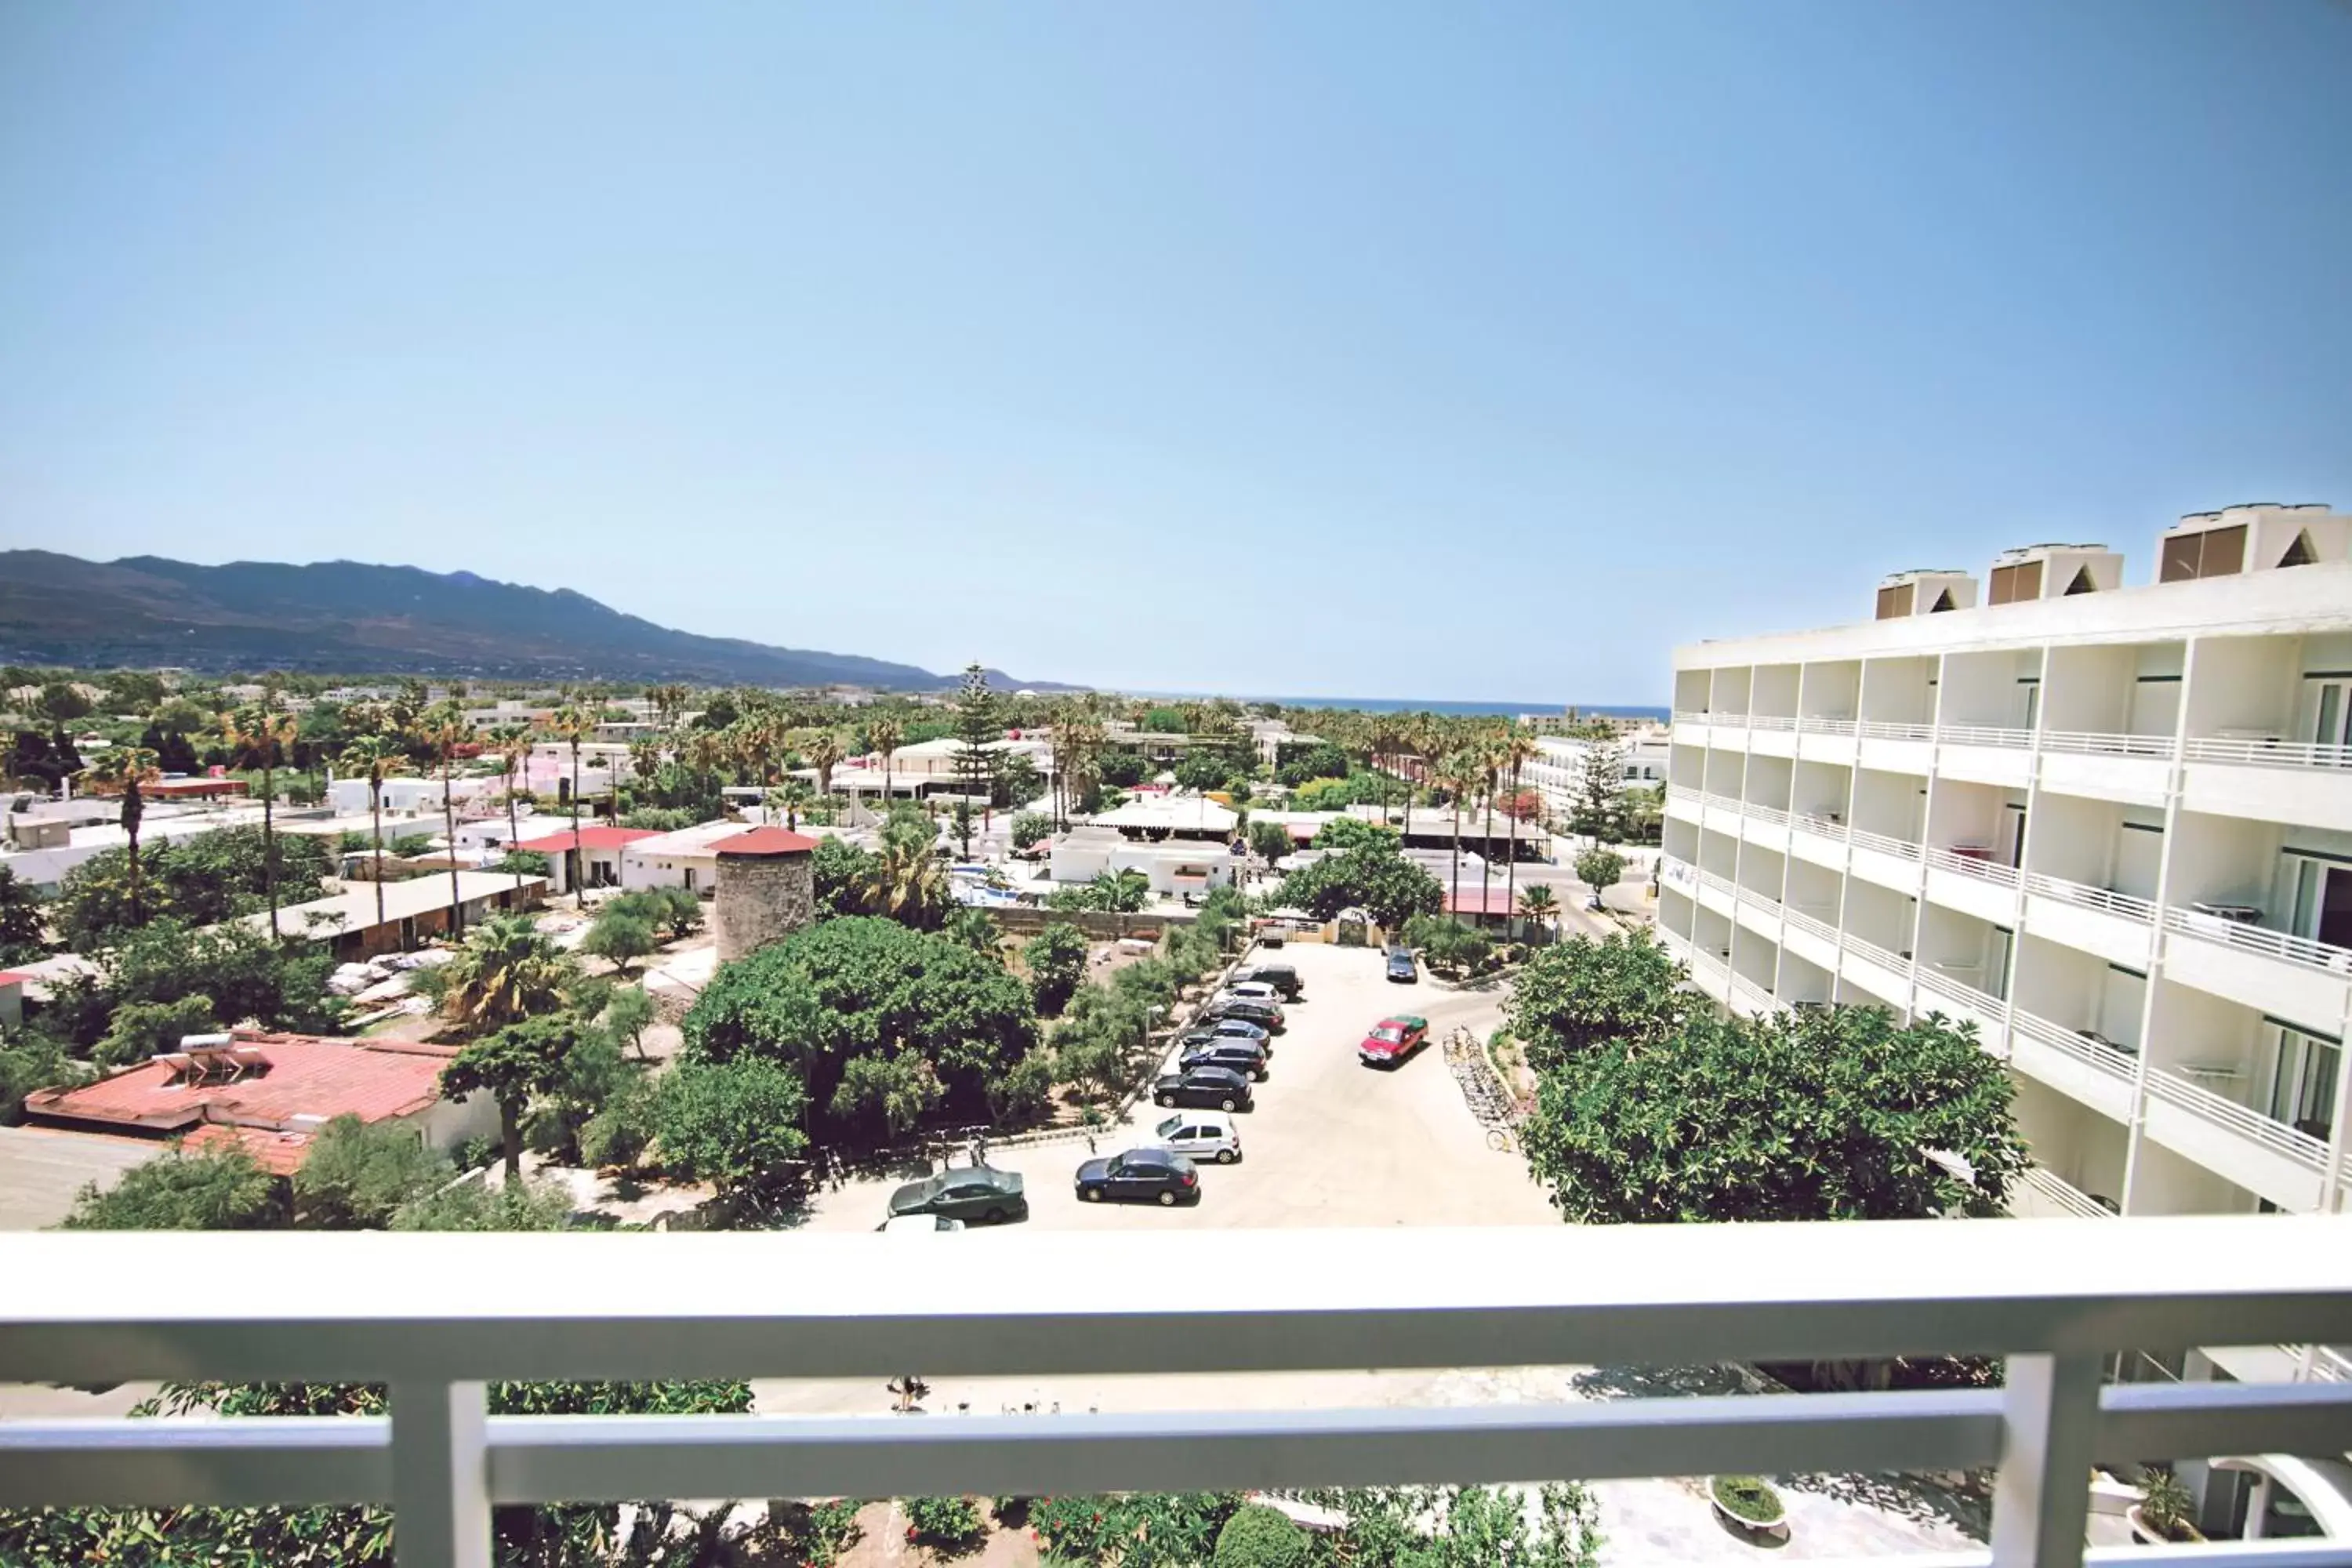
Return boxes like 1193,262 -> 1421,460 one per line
1857,718 -> 1936,742
1744,799 -> 1791,827
2162,905 -> 2352,977
1735,885 -> 1784,920
1697,866 -> 1737,897
2145,1068 -> 2332,1171
2024,873 -> 2157,925
2040,729 -> 2178,760
1670,708 -> 1714,730
1728,974 -> 1782,1014
1850,826 -> 1926,862
1784,906 -> 1842,946
1844,932 -> 1912,974
1798,714 -> 1859,736
1745,712 -> 1798,732
2013,1166 -> 2118,1221
1658,855 -> 1698,893
1793,811 -> 1851,841
2012,1010 -> 2140,1083
1929,846 -> 2023,889
6,1227 -> 2352,1568
2183,735 -> 2352,771
1937,722 -> 2036,751
1915,965 -> 2005,1019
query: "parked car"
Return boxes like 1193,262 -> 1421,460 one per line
1178,1018 -> 1269,1051
1358,1014 -> 1431,1069
1075,1147 -> 1201,1206
1153,1065 -> 1254,1112
1202,996 -> 1285,1033
1384,946 -> 1417,983
1147,1109 -> 1243,1164
1232,963 -> 1303,1000
1219,981 -> 1283,1006
879,1213 -> 967,1234
885,1166 -> 1029,1225
1178,1037 -> 1270,1080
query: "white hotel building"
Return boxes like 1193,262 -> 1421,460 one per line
1659,504 -> 2352,1258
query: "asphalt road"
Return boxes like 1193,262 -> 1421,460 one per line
796,941 -> 1555,1236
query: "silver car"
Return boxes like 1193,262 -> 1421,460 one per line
1146,1109 -> 1243,1165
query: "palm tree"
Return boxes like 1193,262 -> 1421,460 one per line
648,683 -> 691,731
437,913 -> 575,1033
683,728 -> 727,802
547,703 -> 599,909
1475,730 -> 1504,926
802,727 -> 846,801
488,723 -> 535,895
871,820 -> 948,927
1499,724 -> 1541,932
219,697 -> 299,938
1517,882 -> 1560,936
867,713 -> 904,816
1439,749 -> 1475,921
414,701 -> 477,938
339,734 -> 403,929
78,746 -> 161,926
768,778 -> 815,831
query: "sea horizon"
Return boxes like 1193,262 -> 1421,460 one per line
1129,693 -> 1669,720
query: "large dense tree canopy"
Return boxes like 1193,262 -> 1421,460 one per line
1520,1005 -> 2027,1225
1273,838 -> 1443,930
1504,931 -> 1690,1071
681,916 -> 1038,1130
53,827 -> 336,949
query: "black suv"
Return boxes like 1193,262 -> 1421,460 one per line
1201,996 -> 1285,1033
1153,1065 -> 1254,1112
1232,963 -> 1303,1000
1178,1038 -> 1269,1081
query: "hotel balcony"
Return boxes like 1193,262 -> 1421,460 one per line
2140,1066 -> 2336,1214
7,1227 -> 2352,1568
2180,735 -> 2352,835
2009,1010 -> 2140,1123
2009,1165 -> 2119,1221
2159,907 -> 2352,1040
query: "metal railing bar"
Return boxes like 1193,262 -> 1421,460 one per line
490,1393 -> 2002,1503
2096,1379 -> 2352,1459
0,1416 -> 390,1508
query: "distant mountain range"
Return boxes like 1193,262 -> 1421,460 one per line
0,552 -> 1073,691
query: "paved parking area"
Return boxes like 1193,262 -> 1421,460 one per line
795,942 -> 1551,1235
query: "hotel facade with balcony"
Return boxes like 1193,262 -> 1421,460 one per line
1659,506 -> 2352,1276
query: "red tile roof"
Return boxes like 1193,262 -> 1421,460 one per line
23,1029 -> 465,1167
1442,887 -> 1521,916
508,826 -> 662,854
0,971 -> 29,988
183,1122 -> 319,1177
713,826 -> 819,856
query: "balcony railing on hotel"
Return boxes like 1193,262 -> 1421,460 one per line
2012,1009 -> 2140,1083
1844,932 -> 1912,974
1857,718 -> 1937,743
1799,713 -> 1860,736
6,1227 -> 2352,1568
1658,855 -> 1698,893
1744,712 -> 1798,732
2024,873 -> 2157,926
2161,904 -> 2352,977
1784,906 -> 1842,946
1914,964 -> 2005,1021
2013,1166 -> 2117,1221
2040,729 -> 2178,760
1928,845 -> 2023,889
2144,1067 -> 2332,1171
1727,973 -> 1783,1014
1682,717 -> 2187,764
2182,735 -> 2352,771
1936,722 -> 2037,751
1849,826 -> 1926,862
1697,866 -> 1737,898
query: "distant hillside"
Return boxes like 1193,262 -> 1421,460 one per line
0,551 -> 1068,691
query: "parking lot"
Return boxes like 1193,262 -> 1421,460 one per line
797,940 -> 1555,1235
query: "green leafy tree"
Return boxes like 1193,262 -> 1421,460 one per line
1274,840 -> 1443,930
1247,818 -> 1292,862
1010,810 -> 1053,850
53,827 -> 336,949
1276,742 -> 1354,786
811,834 -> 881,919
1047,868 -> 1152,913
1573,847 -> 1625,907
1312,815 -> 1399,851
1215,1503 -> 1310,1567
1174,751 -> 1240,793
1521,1006 -> 2028,1225
950,663 -> 1000,855
338,731 -> 405,929
439,1014 -> 576,1180
93,993 -> 217,1066
580,906 -> 657,978
1516,882 -> 1560,933
390,1174 -> 575,1232
681,916 -> 1039,1131
652,1057 -> 811,1203
1570,736 -> 1627,844
604,983 -> 656,1061
1403,913 -> 1492,976
1504,931 -> 1688,1071
906,1497 -> 988,1554
1,1029 -> 89,1118
0,868 -> 46,963
77,745 -> 160,926
294,1114 -> 456,1228
60,1142 -> 281,1230
831,1048 -> 946,1136
217,696 -> 299,938
1025,920 -> 1090,1014
1097,748 -> 1148,787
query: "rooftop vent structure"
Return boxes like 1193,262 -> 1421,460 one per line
1987,543 -> 2122,604
2158,504 -> 2344,583
1874,569 -> 1976,620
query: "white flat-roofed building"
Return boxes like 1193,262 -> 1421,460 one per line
1521,727 -> 1670,822
1659,503 -> 2352,1270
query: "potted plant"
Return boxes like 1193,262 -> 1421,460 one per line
2129,1469 -> 2205,1544
1710,1475 -> 1788,1536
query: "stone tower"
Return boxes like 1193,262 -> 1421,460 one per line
712,826 -> 818,962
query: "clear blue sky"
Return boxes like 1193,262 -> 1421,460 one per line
3,4 -> 2347,702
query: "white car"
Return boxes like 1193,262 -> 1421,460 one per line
1219,982 -> 1283,1006
1146,1109 -> 1243,1165
880,1213 -> 967,1234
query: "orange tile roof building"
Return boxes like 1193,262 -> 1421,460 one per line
22,1029 -> 499,1175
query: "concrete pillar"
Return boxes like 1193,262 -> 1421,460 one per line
713,828 -> 817,963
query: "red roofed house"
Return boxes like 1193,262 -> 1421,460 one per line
21,1029 -> 499,1176
507,825 -> 662,897
1441,884 -> 1524,930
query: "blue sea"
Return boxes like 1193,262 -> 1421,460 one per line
1138,693 -> 1667,720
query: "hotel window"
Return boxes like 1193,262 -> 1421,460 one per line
2266,1024 -> 2340,1142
